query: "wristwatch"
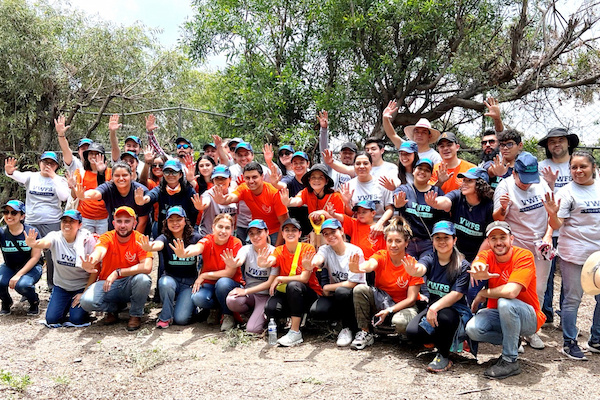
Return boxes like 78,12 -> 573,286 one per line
116,268 -> 122,278
386,307 -> 394,314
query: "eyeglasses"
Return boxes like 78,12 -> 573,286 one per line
151,164 -> 164,168
163,170 -> 180,176
481,139 -> 497,145
499,142 -> 516,149
279,151 -> 292,157
177,144 -> 191,149
2,210 -> 19,216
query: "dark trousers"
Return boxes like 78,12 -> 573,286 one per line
406,307 -> 460,358
265,281 -> 318,320
309,286 -> 357,331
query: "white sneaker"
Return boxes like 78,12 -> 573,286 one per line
524,333 -> 545,350
351,330 -> 374,350
278,330 -> 303,347
220,314 -> 235,331
336,328 -> 353,347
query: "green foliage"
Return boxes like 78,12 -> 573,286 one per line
0,370 -> 32,392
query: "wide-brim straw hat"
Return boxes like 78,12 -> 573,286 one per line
404,118 -> 441,144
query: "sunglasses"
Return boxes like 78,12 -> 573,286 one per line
279,151 -> 292,156
177,144 -> 191,149
228,146 -> 237,151
481,139 -> 497,145
163,170 -> 180,176
2,210 -> 20,216
152,163 -> 164,168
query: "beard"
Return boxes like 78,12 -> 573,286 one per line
116,229 -> 133,238
481,148 -> 500,163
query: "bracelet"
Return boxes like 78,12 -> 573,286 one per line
386,307 -> 395,314
116,268 -> 122,278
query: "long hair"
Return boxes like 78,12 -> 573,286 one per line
383,216 -> 412,241
398,153 -> 419,185
441,244 -> 465,281
194,155 -> 217,194
162,216 -> 195,247
149,155 -> 168,182
160,169 -> 191,193
474,179 -> 494,201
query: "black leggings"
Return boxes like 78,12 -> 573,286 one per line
406,307 -> 460,357
265,281 -> 318,320
309,286 -> 357,331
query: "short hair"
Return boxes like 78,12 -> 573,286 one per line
353,151 -> 373,164
213,213 -> 235,227
243,161 -> 263,175
364,137 -> 384,150
497,129 -> 522,145
481,129 -> 497,138
112,161 -> 132,175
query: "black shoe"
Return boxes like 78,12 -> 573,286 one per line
484,357 -> 521,379
27,301 -> 40,316
1,298 -> 13,315
562,341 -> 587,360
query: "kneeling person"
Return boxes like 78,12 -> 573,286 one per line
80,206 -> 153,331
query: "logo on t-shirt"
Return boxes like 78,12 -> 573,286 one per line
261,205 -> 272,214
125,251 -> 137,263
500,269 -> 510,282
396,276 -> 408,288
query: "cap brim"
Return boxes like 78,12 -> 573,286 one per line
517,172 -> 540,184
486,227 -> 510,237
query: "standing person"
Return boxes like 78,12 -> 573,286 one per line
108,114 -> 145,175
466,221 -> 545,379
202,142 -> 219,163
138,206 -> 201,328
543,151 -> 600,360
0,200 -> 43,315
322,142 -> 359,191
486,129 -> 523,182
260,218 -> 322,346
404,221 -> 471,372
309,219 -> 366,347
172,214 -> 243,331
397,141 -> 419,185
429,132 -> 476,194
54,115 -> 93,174
193,165 -> 237,238
73,143 -> 112,234
277,151 -> 310,236
537,127 -> 579,325
4,152 -> 70,291
79,206 -> 153,331
277,145 -> 295,177
75,161 -> 151,233
193,155 -> 216,195
479,97 -> 505,166
349,217 -> 424,350
25,210 -> 97,326
493,151 -> 552,350
225,219 -> 277,334
325,138 -> 398,183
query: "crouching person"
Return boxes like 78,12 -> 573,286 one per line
466,221 -> 546,379
80,206 -> 153,331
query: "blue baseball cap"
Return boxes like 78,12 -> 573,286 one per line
235,142 -> 254,153
78,138 -> 93,148
415,158 -> 434,169
125,135 -> 142,146
166,206 -> 187,219
514,151 -> 540,184
40,151 -> 59,163
61,209 -> 82,222
457,167 -> 489,183
321,218 -> 342,231
291,151 -> 309,162
2,200 -> 25,213
163,159 -> 182,172
120,151 -> 138,161
431,221 -> 455,236
203,142 -> 216,150
399,141 -> 418,154
352,200 -> 376,212
211,164 -> 231,179
278,145 -> 295,154
246,219 -> 269,241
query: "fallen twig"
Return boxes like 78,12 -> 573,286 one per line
457,387 -> 491,395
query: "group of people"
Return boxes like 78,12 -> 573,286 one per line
1,99 -> 599,380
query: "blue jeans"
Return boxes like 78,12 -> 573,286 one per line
45,286 -> 89,325
191,278 -> 241,315
406,237 -> 433,259
0,263 -> 42,304
158,275 -> 195,325
466,298 -> 537,362
591,294 -> 600,344
80,274 -> 152,317
81,217 -> 108,235
542,236 -> 560,320
32,222 -> 61,289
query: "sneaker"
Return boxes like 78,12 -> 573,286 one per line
524,333 -> 545,350
336,328 -> 353,347
562,341 -> 588,360
484,357 -> 521,379
27,301 -> 39,316
277,330 -> 303,347
351,330 -> 374,350
220,314 -> 236,331
587,341 -> 600,354
207,309 -> 220,325
427,353 -> 453,373
156,319 -> 171,329
0,298 -> 13,315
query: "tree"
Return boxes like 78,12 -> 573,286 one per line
185,0 -> 600,142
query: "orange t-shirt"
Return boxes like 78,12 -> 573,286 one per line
272,242 -> 323,296
233,182 -> 288,232
199,234 -> 243,285
297,190 -> 344,214
429,159 -> 476,194
342,216 -> 385,259
95,230 -> 151,281
75,168 -> 112,219
371,250 -> 424,303
474,247 -> 546,330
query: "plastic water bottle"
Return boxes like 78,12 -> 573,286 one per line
268,318 -> 278,345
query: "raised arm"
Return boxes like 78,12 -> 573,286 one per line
108,114 -> 122,163
382,100 -> 403,148
484,97 -> 504,133
54,115 -> 74,167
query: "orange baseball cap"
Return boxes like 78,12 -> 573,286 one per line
113,206 -> 137,218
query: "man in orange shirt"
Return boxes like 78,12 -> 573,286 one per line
466,221 -> 545,379
79,206 -> 153,331
429,132 -> 475,193
214,162 -> 289,245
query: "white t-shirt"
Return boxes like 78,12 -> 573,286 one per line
556,180 -> 600,265
494,175 -> 551,250
316,243 -> 366,284
331,169 -> 353,191
237,244 -> 277,295
418,148 -> 442,165
371,161 -> 399,181
45,229 -> 96,291
539,159 -> 572,191
347,177 -> 393,220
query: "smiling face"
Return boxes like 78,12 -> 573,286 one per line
282,224 -> 301,244
248,227 -> 268,247
166,214 -> 185,235
570,155 -> 595,186
385,231 -> 408,256
279,150 -> 293,168
413,164 -> 432,185
124,140 -> 140,154
308,170 -> 327,192
399,151 -> 415,168
355,207 -> 376,224
204,146 -> 217,161
437,140 -> 459,161
2,207 -> 24,227
354,155 -> 372,178
322,227 -> 344,247
460,177 -> 476,197
243,169 -> 263,192
340,149 -> 356,165
114,214 -> 136,238
547,136 -> 569,160
432,233 -> 456,256
60,217 -> 81,238
163,169 -> 182,187
212,218 -> 233,244
235,149 -> 254,167
291,157 -> 309,177
487,230 -> 513,258
112,167 -> 132,190
121,155 -> 138,171
364,143 -> 383,163
151,157 -> 164,178
197,159 -> 214,178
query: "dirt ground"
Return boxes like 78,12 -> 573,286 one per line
1,264 -> 600,400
